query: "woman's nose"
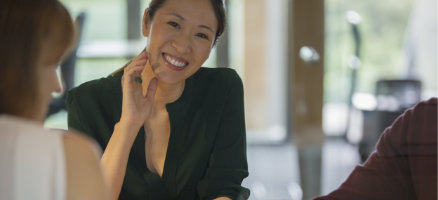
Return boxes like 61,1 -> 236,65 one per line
54,80 -> 62,94
171,32 -> 192,54
53,71 -> 63,94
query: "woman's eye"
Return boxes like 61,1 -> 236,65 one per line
167,21 -> 179,28
196,33 -> 209,40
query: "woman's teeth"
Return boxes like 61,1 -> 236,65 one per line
164,54 -> 187,67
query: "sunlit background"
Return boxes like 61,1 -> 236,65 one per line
46,0 -> 437,199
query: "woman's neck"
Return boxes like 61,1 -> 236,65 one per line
141,63 -> 185,110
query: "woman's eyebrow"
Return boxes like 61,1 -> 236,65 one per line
199,25 -> 214,34
168,13 -> 184,20
168,13 -> 214,33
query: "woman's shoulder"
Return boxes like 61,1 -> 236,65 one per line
67,71 -> 123,105
195,67 -> 240,78
0,115 -> 61,140
192,67 -> 242,86
68,71 -> 122,98
62,130 -> 109,200
183,67 -> 244,105
62,130 -> 102,156
62,130 -> 102,167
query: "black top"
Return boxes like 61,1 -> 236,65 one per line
66,67 -> 250,200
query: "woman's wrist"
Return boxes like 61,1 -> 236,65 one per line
118,116 -> 143,131
113,121 -> 141,144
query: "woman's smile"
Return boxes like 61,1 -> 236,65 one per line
162,52 -> 189,71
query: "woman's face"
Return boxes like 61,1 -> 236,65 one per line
142,0 -> 218,85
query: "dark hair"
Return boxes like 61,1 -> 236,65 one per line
0,0 -> 74,118
147,0 -> 226,44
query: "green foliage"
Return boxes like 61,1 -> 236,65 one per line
324,0 -> 414,102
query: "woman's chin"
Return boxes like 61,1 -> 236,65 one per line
153,72 -> 181,85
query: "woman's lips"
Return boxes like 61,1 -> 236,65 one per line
162,53 -> 188,71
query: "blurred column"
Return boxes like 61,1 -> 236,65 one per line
127,0 -> 141,40
243,0 -> 268,131
288,0 -> 325,199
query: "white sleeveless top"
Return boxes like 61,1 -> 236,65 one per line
0,115 -> 66,200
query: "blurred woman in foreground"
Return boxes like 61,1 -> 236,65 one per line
0,0 -> 109,199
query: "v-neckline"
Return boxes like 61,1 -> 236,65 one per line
148,78 -> 193,180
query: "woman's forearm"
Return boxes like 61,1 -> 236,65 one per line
100,121 -> 139,200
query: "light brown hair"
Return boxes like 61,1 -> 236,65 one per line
0,0 -> 75,118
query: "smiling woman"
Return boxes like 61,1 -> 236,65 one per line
66,0 -> 250,199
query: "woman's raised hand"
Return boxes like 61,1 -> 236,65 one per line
103,52 -> 158,200
119,51 -> 157,131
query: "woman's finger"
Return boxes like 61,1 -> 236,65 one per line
125,59 -> 147,71
121,51 -> 148,89
134,51 -> 147,60
125,64 -> 145,74
124,65 -> 145,82
133,52 -> 147,65
124,51 -> 147,70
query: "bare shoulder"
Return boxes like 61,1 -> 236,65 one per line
62,130 -> 102,157
61,130 -> 109,200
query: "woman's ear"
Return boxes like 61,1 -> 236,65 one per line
142,8 -> 151,37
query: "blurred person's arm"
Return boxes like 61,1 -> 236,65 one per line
64,132 -> 111,200
313,98 -> 437,200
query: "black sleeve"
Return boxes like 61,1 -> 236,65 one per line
197,70 -> 250,200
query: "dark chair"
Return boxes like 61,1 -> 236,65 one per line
46,12 -> 86,117
375,79 -> 422,111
